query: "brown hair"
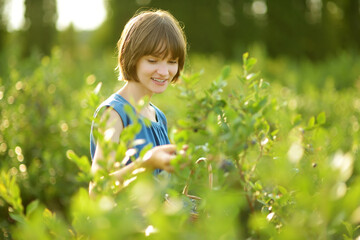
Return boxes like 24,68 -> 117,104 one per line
117,9 -> 187,83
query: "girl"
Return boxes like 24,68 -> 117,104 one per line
89,9 -> 187,195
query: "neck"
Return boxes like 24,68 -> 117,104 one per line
117,81 -> 153,105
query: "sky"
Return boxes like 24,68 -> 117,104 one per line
4,0 -> 107,31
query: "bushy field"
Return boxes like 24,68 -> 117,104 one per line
0,47 -> 359,239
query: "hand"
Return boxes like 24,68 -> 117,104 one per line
179,144 -> 188,156
142,144 -> 177,172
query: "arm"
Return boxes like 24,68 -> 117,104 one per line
89,108 -> 176,196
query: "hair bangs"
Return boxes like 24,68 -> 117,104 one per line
143,20 -> 184,60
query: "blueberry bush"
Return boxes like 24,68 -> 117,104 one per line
0,49 -> 359,239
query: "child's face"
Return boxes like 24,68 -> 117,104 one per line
135,54 -> 179,94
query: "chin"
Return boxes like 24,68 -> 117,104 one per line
152,89 -> 167,94
151,84 -> 168,94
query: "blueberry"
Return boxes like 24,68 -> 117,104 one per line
220,160 -> 235,172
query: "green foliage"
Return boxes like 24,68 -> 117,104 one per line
0,48 -> 360,239
259,50 -> 360,90
0,171 -> 23,215
0,48 -> 95,216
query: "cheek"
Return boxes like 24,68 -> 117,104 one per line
137,63 -> 151,76
171,65 -> 179,76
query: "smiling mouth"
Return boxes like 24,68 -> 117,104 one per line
151,77 -> 167,83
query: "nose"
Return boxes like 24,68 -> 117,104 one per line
157,62 -> 169,76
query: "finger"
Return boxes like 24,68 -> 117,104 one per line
179,149 -> 186,156
182,144 -> 189,151
158,144 -> 177,153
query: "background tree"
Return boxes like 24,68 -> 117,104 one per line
99,0 -> 226,56
232,0 -> 260,58
23,0 -> 57,57
343,0 -> 360,50
326,0 -> 360,52
265,0 -> 310,59
0,0 -> 7,54
96,0 -> 138,54
0,0 -> 355,60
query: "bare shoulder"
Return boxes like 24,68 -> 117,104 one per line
100,107 -> 124,143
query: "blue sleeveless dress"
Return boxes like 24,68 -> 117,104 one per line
90,93 -> 170,174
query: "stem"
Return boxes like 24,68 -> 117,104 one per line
250,137 -> 264,174
236,152 -> 255,213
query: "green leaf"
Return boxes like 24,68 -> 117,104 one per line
131,139 -> 146,147
271,129 -> 279,136
177,119 -> 190,127
43,208 -> 54,219
257,96 -> 268,110
173,129 -> 189,143
26,200 -> 39,217
215,99 -> 227,108
259,79 -> 270,89
9,212 -> 26,224
124,104 -> 136,121
292,114 -> 302,126
343,221 -> 353,236
66,149 -> 78,161
67,150 -> 91,173
246,58 -> 257,71
237,76 -> 246,84
138,143 -> 153,159
242,52 -> 249,64
257,199 -> 267,206
342,235 -> 352,240
307,116 -> 315,128
254,181 -> 263,191
143,117 -> 151,127
220,66 -> 231,80
181,71 -> 202,86
248,181 -> 255,189
93,82 -> 102,95
317,112 -> 326,125
246,73 -> 257,81
277,186 -> 288,195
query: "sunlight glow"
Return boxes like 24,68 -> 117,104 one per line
144,225 -> 157,236
4,0 -> 25,31
4,0 -> 107,31
57,0 -> 106,30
